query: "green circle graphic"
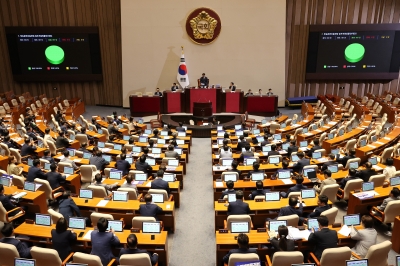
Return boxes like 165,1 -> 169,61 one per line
344,43 -> 365,63
45,45 -> 65,65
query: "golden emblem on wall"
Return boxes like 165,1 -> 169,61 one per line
186,8 -> 222,45
190,11 -> 218,39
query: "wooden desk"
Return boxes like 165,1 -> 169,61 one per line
14,223 -> 169,266
0,155 -> 8,171
276,115 -> 315,136
4,186 -> 47,213
297,120 -> 340,143
392,216 -> 400,253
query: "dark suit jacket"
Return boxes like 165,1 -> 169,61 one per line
308,205 -> 331,218
154,91 -> 163,96
89,156 -> 109,171
139,202 -> 163,220
0,237 -> 31,258
0,194 -> 17,213
42,155 -> 56,165
27,132 -> 37,141
236,140 -> 247,152
268,151 -> 280,157
293,158 -> 310,173
20,144 -> 37,156
55,136 -> 70,149
59,198 -> 81,221
91,230 -> 120,266
229,85 -> 236,91
321,161 -> 338,171
151,178 -> 170,195
170,86 -> 178,91
307,145 -> 322,157
340,176 -> 360,189
281,184 -> 308,198
119,248 -> 158,265
227,200 -> 250,215
222,247 -> 258,263
51,229 -> 77,260
338,155 -> 356,169
199,76 -> 209,87
249,189 -> 270,199
46,171 -> 66,189
356,169 -> 377,182
247,170 -> 264,179
27,166 -> 47,182
135,161 -> 152,173
278,204 -> 303,217
288,145 -> 299,154
270,238 -> 295,252
260,140 -> 270,146
308,228 -> 338,260
116,160 -> 131,175
176,126 -> 186,132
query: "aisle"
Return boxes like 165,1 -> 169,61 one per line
168,138 -> 216,266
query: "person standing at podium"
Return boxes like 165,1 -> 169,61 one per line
199,73 -> 209,88
154,88 -> 162,96
244,89 -> 253,97
229,82 -> 236,91
171,83 -> 179,91
267,88 -> 274,96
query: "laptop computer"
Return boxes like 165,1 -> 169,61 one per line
152,147 -> 162,154
158,138 -> 166,144
139,136 -> 147,143
138,119 -> 144,124
223,174 -> 237,182
151,193 -> 164,203
68,217 -> 86,230
217,131 -> 225,137
98,141 -> 105,148
327,165 -> 338,173
261,119 -> 267,124
301,189 -> 316,199
168,159 -> 179,167
251,172 -> 264,181
269,220 -> 287,231
312,152 -> 322,160
178,132 -> 186,137
79,189 -> 93,199
362,182 -> 374,192
228,193 -> 236,202
174,148 -> 183,155
268,156 -> 280,164
44,162 -> 51,171
343,214 -> 361,226
107,220 -> 123,232
265,192 -> 280,201
280,123 -> 287,129
123,135 -> 130,141
0,176 -> 11,187
15,258 -> 36,266
142,222 -> 161,234
345,259 -> 368,266
245,158 -> 257,166
349,161 -> 359,169
28,158 -> 33,167
176,139 -> 184,145
307,218 -> 319,231
221,159 -> 233,167
312,124 -> 317,130
134,173 -> 147,181
327,133 -> 334,140
163,173 -> 175,182
24,181 -> 38,192
236,130 -> 244,136
109,170 -> 122,180
278,171 -> 291,179
359,139 -> 367,147
217,126 -> 223,131
390,176 -> 400,186
64,166 -> 74,177
160,131 -> 168,136
97,129 -> 103,134
125,157 -> 133,164
371,135 -> 377,142
114,144 -> 122,151
38,140 -> 44,148
146,158 -> 156,166
291,154 -> 299,162
235,125 -> 242,130
262,146 -> 272,152
338,129 -> 344,136
303,128 -> 308,134
132,146 -> 141,153
305,170 -> 318,182
299,141 -> 308,148
252,129 -> 260,135
83,152 -> 91,159
112,191 -> 129,202
35,213 -> 51,226
368,157 -> 378,165
273,134 -> 281,141
231,222 -> 249,233
282,143 -> 289,150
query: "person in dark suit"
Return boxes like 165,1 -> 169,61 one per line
221,180 -> 236,199
27,159 -> 47,182
260,135 -> 270,146
0,223 -> 31,258
308,194 -> 330,218
170,83 -> 179,91
199,73 -> 209,88
245,89 -> 253,97
154,88 -> 162,96
119,234 -> 158,265
21,138 -> 37,157
3,135 -> 17,149
240,144 -> 254,162
307,139 -> 322,157
229,82 -> 236,91
222,233 -> 258,264
92,174 -> 118,195
280,175 -> 308,198
151,170 -> 170,195
91,217 -> 121,266
268,144 -> 280,157
321,154 -> 338,171
51,217 -> 77,261
0,184 -> 25,218
42,149 -> 56,165
139,194 -> 163,220
340,168 -> 360,189
356,162 -> 377,182
236,136 -> 247,152
307,215 -> 338,260
338,149 -> 356,169
59,191 -> 82,221
266,88 -> 274,96
107,121 -> 119,135
270,225 -> 295,254
288,140 -> 299,154
46,163 -> 66,190
249,180 -> 270,199
223,160 -> 242,177
116,154 -> 131,176
247,162 -> 264,179
278,196 -> 303,217
227,190 -> 250,215
292,152 -> 310,174
273,160 -> 293,178
26,126 -> 38,141
135,155 -> 153,173
89,150 -> 109,171
175,122 -> 186,132
55,131 -> 70,149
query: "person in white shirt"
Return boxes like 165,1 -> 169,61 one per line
350,215 -> 377,258
44,128 -> 55,147
383,158 -> 396,184
219,145 -> 232,158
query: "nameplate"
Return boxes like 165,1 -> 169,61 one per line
257,228 -> 267,233
255,199 -> 264,202
383,183 -> 389,188
332,223 -> 342,228
354,189 -> 361,193
243,178 -> 250,182
131,228 -> 140,233
25,219 -> 34,224
219,229 -> 228,233
218,199 -> 226,203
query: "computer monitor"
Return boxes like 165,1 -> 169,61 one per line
362,182 -> 374,192
390,176 -> 400,186
312,152 -> 322,159
251,172 -> 264,181
123,135 -> 130,141
327,133 -> 334,140
291,154 -> 299,162
79,189 -> 93,199
28,158 -> 33,166
307,218 -> 319,230
174,148 -> 183,155
37,140 -> 44,148
282,143 -> 289,150
265,192 -> 280,201
345,259 -> 368,266
114,144 -> 122,151
83,152 -> 91,159
102,155 -> 111,162
132,146 -> 141,153
343,214 -> 361,226
217,131 -> 225,137
152,147 -> 161,154
359,139 -> 367,147
300,141 -> 308,147
146,158 -> 156,166
301,189 -> 316,199
221,159 -> 233,166
228,193 -> 236,202
112,191 -> 129,202
63,166 -> 74,175
245,158 -> 257,166
158,138 -> 166,144
97,129 -> 103,134
134,173 -> 147,181
98,141 -> 105,148
217,125 -> 223,131
303,169 -> 315,177
278,171 -> 291,179
312,124 -> 317,130
167,159 -> 179,167
138,119 -> 144,124
107,220 -> 123,232
151,193 -> 164,203
118,124 -> 123,129
303,128 -> 308,134
125,157 -> 133,164
139,136 -> 148,143
231,222 -> 249,233
15,258 -> 36,266
68,149 -> 76,157
160,131 -> 168,136
68,217 -> 86,230
331,148 -> 340,155
280,123 -> 287,129
142,222 -> 161,234
269,220 -> 287,231
261,119 -> 267,124
109,171 -> 122,180
292,119 -> 297,125
235,130 -> 243,136
235,125 -> 242,130
320,121 -> 325,127
371,135 -> 377,142
262,146 -> 272,152
223,174 -> 237,182
70,134 -> 76,140
256,136 -> 264,143
273,134 -> 281,141
252,129 -> 260,135
338,129 -> 344,136
24,181 -> 36,192
178,132 -> 186,137
327,165 -> 338,173
368,157 -> 377,165
176,139 -> 184,145
349,161 -> 359,169
42,162 -> 51,171
163,173 -> 175,182
268,156 -> 280,164
35,213 -> 51,226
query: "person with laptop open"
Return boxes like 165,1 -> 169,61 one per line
21,137 -> 37,157
278,196 -> 303,218
247,162 -> 263,179
119,233 -> 159,265
321,154 -> 338,171
151,170 -> 170,195
0,223 -> 31,258
268,144 -> 280,157
236,135 -> 247,152
55,131 -> 70,149
292,152 -> 310,174
383,158 -> 397,185
165,144 -> 179,159
339,168 -> 360,190
349,215 -> 377,258
27,159 -> 47,182
240,144 -> 254,162
89,150 -> 110,171
249,180 -> 270,199
371,187 -> 400,236
116,154 -> 131,176
135,155 -> 153,173
0,184 -> 26,221
51,217 -> 77,261
60,149 -> 79,170
223,160 -> 241,176
220,180 -> 236,199
280,175 -> 308,198
139,194 -> 163,220
227,190 -> 250,215
337,149 -> 356,169
314,170 -> 336,193
92,173 -> 118,195
46,163 -> 66,190
307,194 -> 330,219
307,215 -> 338,261
91,217 -> 121,266
222,233 -> 259,264
42,149 -> 56,165
307,139 -> 322,157
269,225 -> 295,255
287,140 -> 299,154
356,162 -> 377,182
59,191 -> 82,221
120,175 -> 138,195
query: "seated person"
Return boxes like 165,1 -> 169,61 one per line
308,194 -> 330,218
138,194 -> 163,220
79,142 -> 90,152
292,151 -> 310,173
314,169 -> 336,193
260,135 -> 270,146
280,175 -> 308,198
116,154 -> 131,176
107,121 -> 119,135
350,215 -> 377,258
321,153 -> 338,171
221,180 -> 236,199
236,135 -> 247,152
307,215 -> 338,261
274,160 -> 293,177
283,134 -> 291,144
219,145 -> 232,158
51,217 -> 77,261
339,168 -> 360,189
0,184 -> 26,220
244,89 -> 253,96
119,234 -> 158,265
307,138 -> 322,157
27,159 -> 47,182
247,162 -> 263,179
222,233 -> 258,264
152,129 -> 159,139
227,190 -> 250,215
91,217 -> 120,266
80,127 -> 94,144
249,180 -> 270,199
0,223 -> 31,258
356,162 -> 376,182
224,160 -> 242,176
89,150 -> 110,171
278,196 -> 303,217
42,149 -> 56,165
165,144 -> 179,159
287,140 -> 299,154
55,131 -> 70,149
338,149 -> 356,168
3,135 -> 17,149
268,144 -> 280,156
26,126 -> 38,141
372,187 -> 400,214
46,163 -> 66,190
135,155 -> 153,173
92,173 -> 119,195
151,170 -> 170,195
60,149 -> 79,170
120,174 -> 138,195
175,122 -> 185,132
154,88 -> 162,97
383,158 -> 396,184
20,138 -> 37,157
59,191 -> 82,220
7,156 -> 23,176
270,225 -> 295,254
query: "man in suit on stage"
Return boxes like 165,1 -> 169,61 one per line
199,73 -> 209,88
154,88 -> 162,96
229,82 -> 236,91
171,83 -> 179,91
227,190 -> 250,215
267,88 -> 274,96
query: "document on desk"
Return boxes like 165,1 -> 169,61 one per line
288,227 -> 311,240
215,182 -> 223,187
367,145 -> 376,149
281,179 -> 294,185
96,200 -> 109,207
83,230 -> 93,240
353,191 -> 377,199
145,182 -> 152,187
384,137 -> 391,140
73,159 -> 82,163
376,142 -> 385,145
328,122 -> 336,125
338,225 -> 351,237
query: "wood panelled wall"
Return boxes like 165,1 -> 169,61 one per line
0,0 -> 122,106
286,0 -> 400,99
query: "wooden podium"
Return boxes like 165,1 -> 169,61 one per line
193,102 -> 212,117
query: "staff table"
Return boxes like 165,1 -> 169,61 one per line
4,186 -> 47,213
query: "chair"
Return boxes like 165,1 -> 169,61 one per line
393,97 -> 400,105
356,135 -> 367,147
11,99 -> 18,107
345,158 -> 361,169
221,172 -> 239,181
36,100 -> 43,108
35,178 -> 64,202
314,149 -> 326,157
352,240 -> 392,266
270,123 -> 281,134
372,105 -> 382,118
320,184 -> 339,204
0,106 -> 6,117
265,251 -> 303,266
87,185 -> 108,198
337,179 -> 363,200
47,141 -> 58,156
48,208 -> 63,224
0,143 -> 10,156
42,97 -> 49,105
90,212 -> 114,227
3,103 -> 11,113
11,174 -> 25,188
369,174 -> 386,187
343,105 -> 354,117
0,242 -> 20,266
292,127 -> 303,140
9,148 -> 22,164
105,143 -> 114,149
19,95 -> 26,104
118,187 -> 138,200
224,215 -> 252,232
320,207 -> 338,225
343,139 -> 356,153
308,246 -> 351,266
148,189 -> 173,201
361,96 -> 368,104
366,99 -> 374,108
225,253 -> 260,266
0,201 -> 25,223
75,134 -> 89,146
73,252 -> 115,266
80,165 -> 99,183
370,201 -> 400,224
338,98 -> 345,107
372,101 -> 379,110
319,132 -> 327,144
380,147 -> 394,164
63,99 -> 70,108
287,191 -> 301,198
31,246 -> 73,265
132,216 -> 157,230
120,253 -> 158,266
277,214 -> 299,227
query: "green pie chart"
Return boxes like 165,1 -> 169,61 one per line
45,45 -> 65,65
344,43 -> 365,63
